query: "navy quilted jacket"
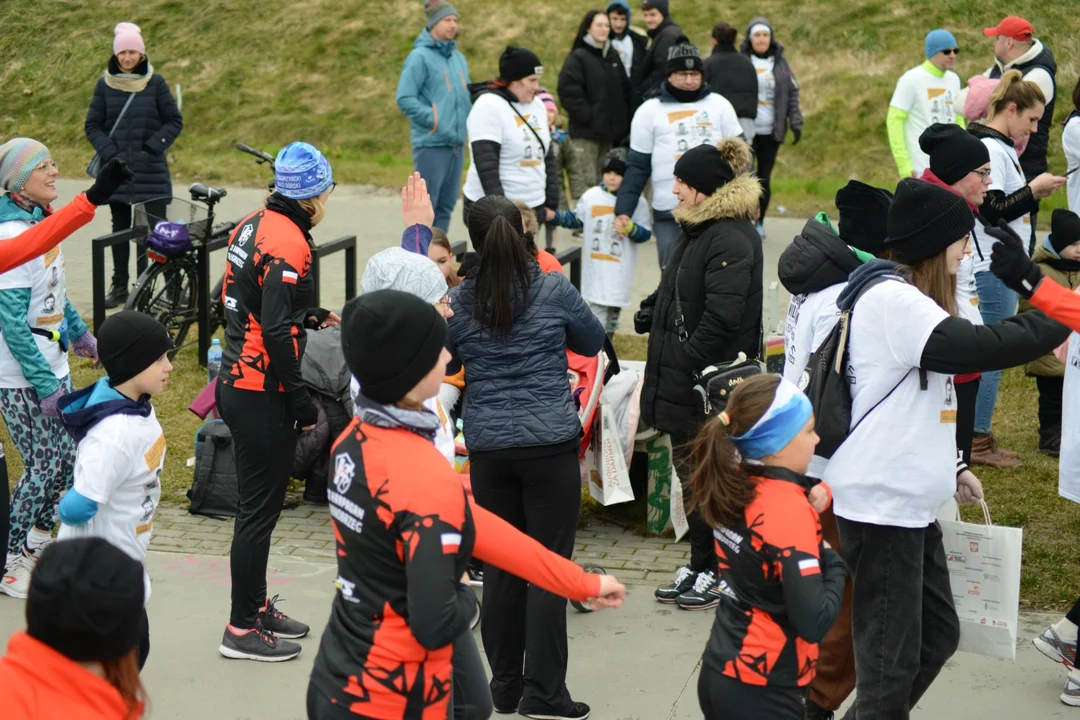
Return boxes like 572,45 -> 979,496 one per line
448,262 -> 605,452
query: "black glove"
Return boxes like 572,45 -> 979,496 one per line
988,219 -> 1043,298
85,159 -> 133,206
304,308 -> 331,329
792,127 -> 802,145
288,388 -> 319,429
634,306 -> 653,335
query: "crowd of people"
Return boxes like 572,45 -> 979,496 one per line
3,5 -> 1080,720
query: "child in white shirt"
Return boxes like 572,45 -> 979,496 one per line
553,147 -> 652,335
56,310 -> 173,671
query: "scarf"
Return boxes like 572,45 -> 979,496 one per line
3,192 -> 49,222
664,81 -> 704,104
354,394 -> 441,442
583,35 -> 610,53
104,62 -> 153,93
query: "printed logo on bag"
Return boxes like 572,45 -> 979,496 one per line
237,223 -> 254,247
333,453 -> 356,494
969,585 -> 981,596
970,541 -> 979,553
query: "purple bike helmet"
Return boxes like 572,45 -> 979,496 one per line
145,220 -> 192,257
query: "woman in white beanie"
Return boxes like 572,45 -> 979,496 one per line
84,21 -> 183,309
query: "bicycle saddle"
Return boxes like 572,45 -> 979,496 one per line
189,183 -> 228,202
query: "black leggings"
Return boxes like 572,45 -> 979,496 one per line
109,199 -> 168,285
698,663 -> 806,719
672,432 -> 716,574
752,134 -> 781,221
469,444 -> 581,715
216,384 -> 298,629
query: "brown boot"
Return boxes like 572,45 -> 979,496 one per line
971,433 -> 1023,468
988,432 -> 1020,459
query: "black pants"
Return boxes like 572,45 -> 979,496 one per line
216,384 -> 298,628
837,518 -> 960,720
698,662 -> 806,719
469,444 -> 581,715
109,199 -> 168,286
955,377 -> 980,466
752,134 -> 781,221
138,608 -> 151,671
672,432 -> 716,574
1036,375 -> 1064,447
452,629 -> 494,720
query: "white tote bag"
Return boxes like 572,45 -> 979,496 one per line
583,399 -> 635,507
939,500 -> 1022,660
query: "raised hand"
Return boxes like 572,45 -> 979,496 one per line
401,172 -> 435,229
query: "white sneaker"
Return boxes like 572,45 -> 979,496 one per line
24,537 -> 51,562
1,554 -> 34,599
1062,671 -> 1080,706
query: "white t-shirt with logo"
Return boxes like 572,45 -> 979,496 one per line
782,283 -> 844,479
611,34 -> 634,78
751,55 -> 777,136
58,408 -> 165,605
1059,333 -> 1080,503
577,185 -> 651,308
889,65 -> 961,176
0,220 -> 69,388
463,92 -> 551,208
971,137 -> 1027,275
629,93 -> 744,213
955,254 -> 982,324
1064,115 -> 1080,214
823,279 -> 955,528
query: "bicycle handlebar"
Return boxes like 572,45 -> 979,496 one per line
235,143 -> 276,166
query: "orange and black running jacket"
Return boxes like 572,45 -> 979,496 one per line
219,195 -> 317,417
309,411 -> 602,719
704,466 -> 846,688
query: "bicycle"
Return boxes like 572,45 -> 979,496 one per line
124,143 -> 276,352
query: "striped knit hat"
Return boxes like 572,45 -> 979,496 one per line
0,138 -> 50,194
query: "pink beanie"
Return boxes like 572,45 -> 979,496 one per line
537,88 -> 557,114
113,22 -> 145,56
963,75 -> 998,123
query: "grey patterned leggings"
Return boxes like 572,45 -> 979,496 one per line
1,375 -> 76,556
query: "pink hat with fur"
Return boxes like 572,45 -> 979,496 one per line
113,22 -> 145,56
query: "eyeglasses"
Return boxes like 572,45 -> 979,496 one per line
671,71 -> 700,79
435,295 -> 452,311
33,159 -> 58,174
329,182 -> 337,194
942,48 -> 960,56
972,168 -> 992,180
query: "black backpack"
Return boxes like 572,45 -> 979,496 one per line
797,277 -> 918,459
188,420 -> 239,518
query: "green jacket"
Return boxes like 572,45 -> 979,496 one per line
1019,239 -> 1080,377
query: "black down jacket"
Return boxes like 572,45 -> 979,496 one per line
447,261 -> 606,452
702,42 -> 758,120
633,17 -> 684,102
84,57 -> 183,205
558,42 -> 631,143
640,138 -> 763,436
777,218 -> 862,298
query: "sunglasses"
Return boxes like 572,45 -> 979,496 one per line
942,48 -> 960,56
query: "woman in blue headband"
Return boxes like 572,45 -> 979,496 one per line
688,373 -> 846,720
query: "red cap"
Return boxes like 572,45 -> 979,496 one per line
983,16 -> 1033,41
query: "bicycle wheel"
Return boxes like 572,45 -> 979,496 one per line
124,258 -> 198,352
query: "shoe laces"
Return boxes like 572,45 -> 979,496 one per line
263,594 -> 289,621
10,553 -> 35,573
672,566 -> 694,586
252,619 -> 279,647
693,570 -> 717,593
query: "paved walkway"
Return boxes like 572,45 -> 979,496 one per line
151,505 -> 685,587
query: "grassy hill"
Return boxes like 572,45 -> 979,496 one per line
2,1 -> 1079,214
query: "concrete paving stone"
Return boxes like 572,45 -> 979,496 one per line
647,549 -> 691,561
286,515 -> 332,526
279,508 -> 316,519
623,558 -> 680,573
271,522 -> 298,532
291,547 -> 337,559
574,530 -> 598,538
663,542 -> 690,551
597,548 -> 638,560
271,529 -> 313,540
194,541 -> 232,554
578,537 -> 618,547
268,545 -> 296,556
276,538 -> 331,550
150,528 -> 186,539
148,537 -> 187,549
571,550 -> 607,560
600,568 -> 647,580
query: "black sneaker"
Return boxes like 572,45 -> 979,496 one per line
258,595 -> 310,639
675,570 -> 723,610
219,622 -> 302,662
105,283 -> 129,309
654,565 -> 697,603
493,701 -> 519,715
521,701 -> 590,720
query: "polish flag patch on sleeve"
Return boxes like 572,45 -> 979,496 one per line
798,558 -> 820,576
441,532 -> 462,554
281,270 -> 299,284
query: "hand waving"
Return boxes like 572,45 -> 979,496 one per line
401,172 -> 435,229
988,219 -> 1043,298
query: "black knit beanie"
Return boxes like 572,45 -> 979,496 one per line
1051,209 -> 1080,255
98,310 -> 174,387
643,0 -> 669,17
919,123 -> 991,185
673,143 -> 734,196
885,178 -> 975,265
666,37 -> 703,75
27,538 -> 145,662
342,289 -> 447,405
499,47 -> 543,83
835,180 -> 893,257
603,147 -> 628,176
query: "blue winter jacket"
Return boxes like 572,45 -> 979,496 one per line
448,262 -> 606,452
396,29 -> 472,149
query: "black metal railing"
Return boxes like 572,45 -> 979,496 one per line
91,229 -> 149,335
310,235 -> 358,309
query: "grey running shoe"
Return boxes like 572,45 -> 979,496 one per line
1062,671 -> 1080,707
1035,625 -> 1077,669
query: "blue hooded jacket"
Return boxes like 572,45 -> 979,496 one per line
58,377 -> 153,443
396,29 -> 472,148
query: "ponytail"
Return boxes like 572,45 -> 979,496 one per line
467,196 -> 534,339
688,374 -> 780,528
297,196 -> 326,227
987,69 -> 1046,121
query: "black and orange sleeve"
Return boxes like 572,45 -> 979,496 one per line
1029,277 -> 1080,334
0,194 -> 95,274
471,502 -> 602,602
260,243 -> 316,422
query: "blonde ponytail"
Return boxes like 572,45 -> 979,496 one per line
298,196 -> 326,227
987,69 -> 1046,120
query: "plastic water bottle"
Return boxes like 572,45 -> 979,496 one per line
207,339 -> 222,383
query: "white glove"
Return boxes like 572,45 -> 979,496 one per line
955,469 -> 985,506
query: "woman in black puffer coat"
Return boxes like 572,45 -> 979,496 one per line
85,22 -> 183,308
635,138 -> 763,611
558,9 -> 631,201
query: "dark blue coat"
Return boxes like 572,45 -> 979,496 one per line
84,58 -> 183,205
448,262 -> 606,452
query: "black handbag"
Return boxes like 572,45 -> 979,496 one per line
673,269 -> 764,416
